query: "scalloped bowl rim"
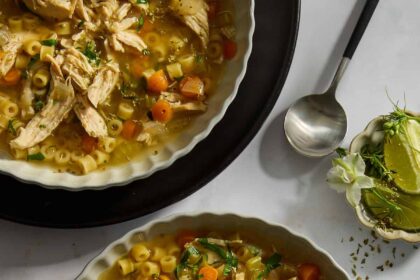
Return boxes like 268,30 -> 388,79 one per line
0,0 -> 256,190
75,212 -> 349,280
349,112 -> 420,242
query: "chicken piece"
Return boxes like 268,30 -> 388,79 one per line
20,77 -> 35,120
0,26 -> 22,78
115,3 -> 132,21
169,0 -> 209,47
160,92 -> 207,112
94,0 -> 119,19
106,17 -> 138,33
171,101 -> 207,112
87,62 -> 119,107
74,0 -> 93,22
22,0 -> 77,20
10,74 -> 76,150
112,30 -> 148,54
136,121 -> 167,146
73,95 -> 108,137
60,48 -> 96,91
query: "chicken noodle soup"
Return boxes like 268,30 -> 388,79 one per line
0,0 -> 237,174
99,231 -> 323,280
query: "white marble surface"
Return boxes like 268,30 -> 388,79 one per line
1,0 -> 420,279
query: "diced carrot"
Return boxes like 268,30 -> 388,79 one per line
82,134 -> 98,154
208,1 -> 219,21
176,230 -> 198,248
121,120 -> 141,140
151,100 -> 173,123
298,263 -> 320,280
139,18 -> 154,34
1,68 -> 22,86
179,76 -> 205,98
198,266 -> 218,280
223,39 -> 237,60
147,70 -> 169,93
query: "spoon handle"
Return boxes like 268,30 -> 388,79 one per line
343,0 -> 379,59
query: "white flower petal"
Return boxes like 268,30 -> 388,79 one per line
353,175 -> 374,190
346,187 -> 362,208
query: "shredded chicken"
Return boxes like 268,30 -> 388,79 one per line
73,95 -> 108,137
160,92 -> 207,112
59,48 -> 96,91
22,0 -> 78,20
10,74 -> 76,150
0,26 -> 22,78
137,121 -> 167,146
87,62 -> 120,107
169,0 -> 209,47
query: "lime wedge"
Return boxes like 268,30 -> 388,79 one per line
384,119 -> 420,194
362,180 -> 420,232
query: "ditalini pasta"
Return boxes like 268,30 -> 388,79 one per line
99,231 -> 324,280
0,0 -> 238,174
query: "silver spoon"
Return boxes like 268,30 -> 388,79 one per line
284,0 -> 379,157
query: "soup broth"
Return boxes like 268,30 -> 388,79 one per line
0,0 -> 237,174
99,231 -> 324,280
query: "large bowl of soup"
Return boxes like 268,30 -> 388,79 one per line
76,213 -> 349,280
0,0 -> 255,189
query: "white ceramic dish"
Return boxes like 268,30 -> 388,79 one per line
76,213 -> 349,280
349,112 -> 420,242
0,0 -> 255,190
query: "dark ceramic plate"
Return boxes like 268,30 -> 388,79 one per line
0,0 -> 300,228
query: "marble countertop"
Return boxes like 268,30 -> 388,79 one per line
1,0 -> 419,279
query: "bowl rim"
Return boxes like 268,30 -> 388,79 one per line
349,112 -> 420,242
75,212 -> 350,280
0,0 -> 256,190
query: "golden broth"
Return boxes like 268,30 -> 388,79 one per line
0,0 -> 236,174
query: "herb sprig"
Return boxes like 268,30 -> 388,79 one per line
383,106 -> 420,137
360,144 -> 394,182
257,253 -> 282,280
197,238 -> 238,276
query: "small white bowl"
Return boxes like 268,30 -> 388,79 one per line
76,213 -> 349,280
349,112 -> 420,242
0,0 -> 256,190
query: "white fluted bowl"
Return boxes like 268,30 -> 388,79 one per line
0,0 -> 255,190
350,111 -> 420,242
76,213 -> 349,280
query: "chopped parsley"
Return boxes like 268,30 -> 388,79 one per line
137,16 -> 145,31
7,119 -> 17,136
142,48 -> 151,56
257,253 -> 282,280
23,54 -> 41,79
77,20 -> 85,29
195,55 -> 205,64
39,124 -> 46,129
41,39 -> 58,47
83,41 -> 101,66
197,238 -> 238,276
34,100 -> 44,113
27,153 -> 45,161
137,0 -> 149,4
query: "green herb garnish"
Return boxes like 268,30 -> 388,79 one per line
361,144 -> 394,182
257,253 -> 282,280
142,48 -> 151,56
137,16 -> 145,31
34,100 -> 44,113
77,20 -> 85,29
137,0 -> 149,4
41,39 -> 58,46
27,54 -> 40,69
83,41 -> 101,66
7,119 -> 17,136
195,55 -> 205,64
383,105 -> 420,137
197,238 -> 238,276
27,153 -> 45,161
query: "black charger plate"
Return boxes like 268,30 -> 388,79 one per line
0,0 -> 300,228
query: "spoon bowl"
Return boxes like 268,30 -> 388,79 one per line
284,94 -> 347,157
283,0 -> 379,157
